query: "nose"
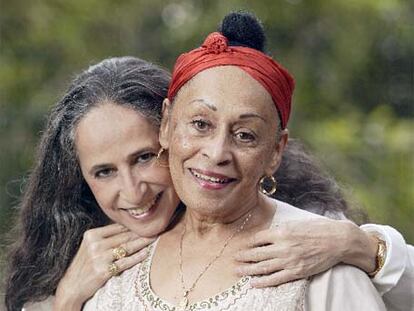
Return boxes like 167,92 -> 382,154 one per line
118,170 -> 146,205
202,129 -> 232,166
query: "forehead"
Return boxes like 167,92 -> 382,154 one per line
175,66 -> 277,117
75,102 -> 159,157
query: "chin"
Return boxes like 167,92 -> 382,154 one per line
128,216 -> 170,237
133,223 -> 165,238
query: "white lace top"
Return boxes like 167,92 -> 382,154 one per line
86,240 -> 307,311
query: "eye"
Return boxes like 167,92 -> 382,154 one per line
94,168 -> 115,179
235,131 -> 256,142
135,152 -> 156,164
191,119 -> 211,132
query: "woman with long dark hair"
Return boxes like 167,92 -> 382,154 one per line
5,57 -> 179,310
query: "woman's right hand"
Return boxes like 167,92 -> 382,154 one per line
53,224 -> 155,311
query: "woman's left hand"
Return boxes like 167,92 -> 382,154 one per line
234,219 -> 361,288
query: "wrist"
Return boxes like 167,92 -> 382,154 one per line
54,283 -> 84,311
341,221 -> 377,273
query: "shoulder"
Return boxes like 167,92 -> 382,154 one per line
311,264 -> 373,288
306,264 -> 386,311
272,199 -> 326,224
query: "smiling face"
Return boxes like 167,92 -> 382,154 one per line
160,66 -> 287,220
75,102 -> 180,237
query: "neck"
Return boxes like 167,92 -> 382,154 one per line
182,193 -> 273,239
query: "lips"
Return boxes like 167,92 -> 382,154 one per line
189,168 -> 236,185
123,192 -> 162,217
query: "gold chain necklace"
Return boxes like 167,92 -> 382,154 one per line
178,212 -> 253,311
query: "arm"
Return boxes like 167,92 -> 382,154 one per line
360,224 -> 414,311
54,224 -> 153,311
235,218 -> 377,286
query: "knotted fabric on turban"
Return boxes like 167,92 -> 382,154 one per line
168,32 -> 295,129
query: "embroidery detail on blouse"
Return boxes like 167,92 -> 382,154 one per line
135,243 -> 252,310
128,204 -> 309,311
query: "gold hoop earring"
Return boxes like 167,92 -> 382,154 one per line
259,175 -> 277,196
156,147 -> 169,168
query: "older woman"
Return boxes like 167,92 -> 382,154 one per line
83,13 -> 387,310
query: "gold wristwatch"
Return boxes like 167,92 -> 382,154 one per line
368,236 -> 387,278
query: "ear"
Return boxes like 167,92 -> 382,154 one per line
159,98 -> 172,150
265,129 -> 288,176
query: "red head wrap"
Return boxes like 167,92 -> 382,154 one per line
168,32 -> 295,129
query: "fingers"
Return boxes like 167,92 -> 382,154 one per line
246,228 -> 277,248
102,237 -> 155,270
82,224 -> 130,247
111,248 -> 149,276
79,225 -> 155,279
99,242 -> 152,279
249,269 -> 299,288
123,237 -> 156,256
101,231 -> 140,250
234,245 -> 277,263
96,236 -> 154,264
88,223 -> 129,239
236,258 -> 281,277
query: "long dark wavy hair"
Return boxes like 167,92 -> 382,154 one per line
4,56 -> 171,310
4,55 -> 355,310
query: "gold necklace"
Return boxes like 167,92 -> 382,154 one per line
178,211 -> 253,311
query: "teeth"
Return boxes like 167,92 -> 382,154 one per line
126,194 -> 159,216
128,206 -> 151,216
191,170 -> 228,184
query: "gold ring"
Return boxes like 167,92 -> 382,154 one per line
112,246 -> 127,261
108,262 -> 120,276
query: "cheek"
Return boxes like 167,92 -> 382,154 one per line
238,147 -> 272,179
148,166 -> 174,186
169,126 -> 198,163
86,179 -> 117,213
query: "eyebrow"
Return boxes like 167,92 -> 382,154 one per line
188,98 -> 267,122
87,149 -> 151,175
239,113 -> 267,122
188,99 -> 217,111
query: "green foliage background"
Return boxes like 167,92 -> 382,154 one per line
0,0 -> 413,282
